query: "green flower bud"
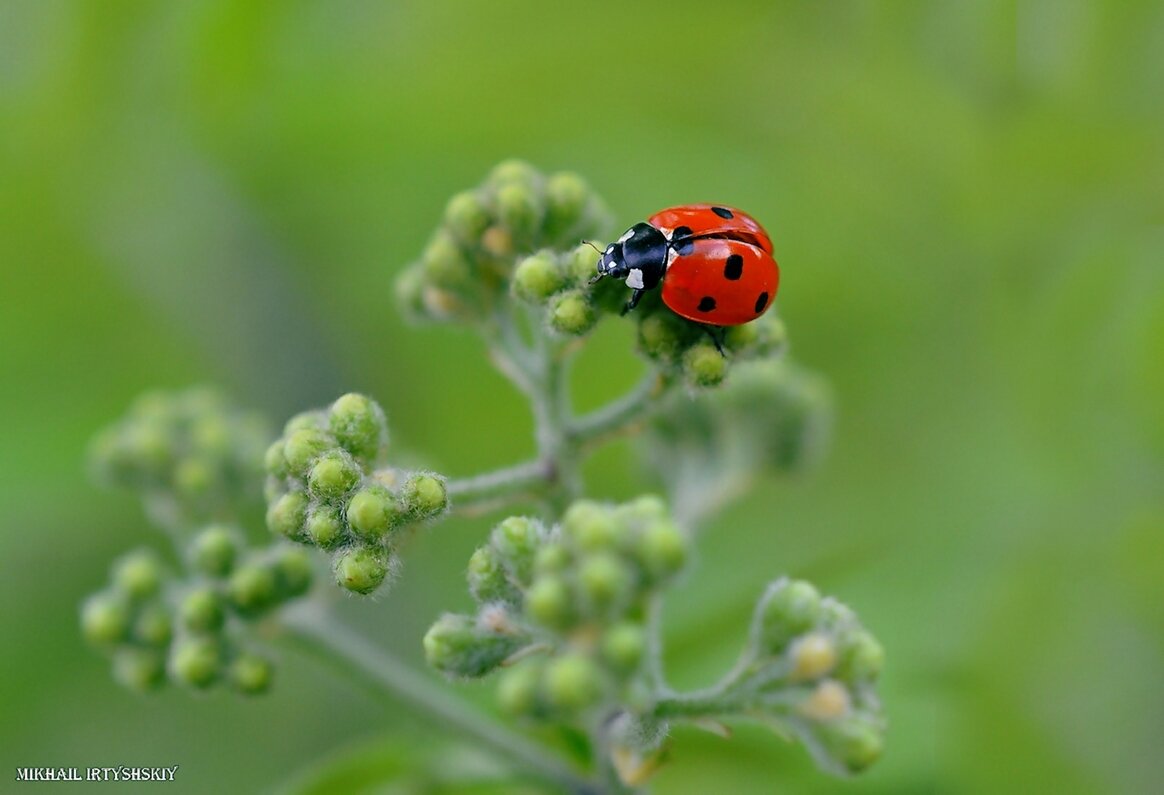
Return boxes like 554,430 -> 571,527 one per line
266,490 -> 309,541
758,579 -> 821,653
173,456 -> 219,501
180,586 -> 226,634
836,631 -> 884,684
789,633 -> 838,682
284,410 -> 326,435
613,494 -> 669,526
190,415 -> 232,459
752,313 -> 787,356
305,504 -> 347,550
125,425 -> 173,483
578,552 -> 633,612
444,190 -> 492,244
133,603 -> 173,648
229,652 -> 274,695
543,653 -> 604,711
308,453 -> 361,501
548,291 -> 596,336
683,342 -> 727,387
601,622 -> 646,673
395,264 -> 428,319
723,321 -> 760,353
533,544 -> 572,576
170,637 -> 222,689
113,648 -> 167,692
513,252 -> 566,302
489,159 -> 541,189
423,613 -> 522,678
264,440 -> 289,479
423,232 -> 473,289
491,516 -> 542,583
636,521 -> 687,580
637,311 -> 696,363
401,473 -> 448,519
130,390 -> 178,422
345,486 -> 402,542
525,576 -> 574,630
544,172 -> 591,240
811,714 -> 884,774
333,546 -> 392,595
81,592 -> 132,646
468,546 -> 520,605
112,551 -> 163,602
189,525 -> 238,578
497,660 -> 544,716
283,428 -> 334,477
497,180 -> 547,243
562,500 -> 618,550
272,547 -> 313,599
227,563 -> 278,616
328,393 -> 387,465
88,428 -> 135,484
566,243 -> 600,285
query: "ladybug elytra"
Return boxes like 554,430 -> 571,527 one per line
592,204 -> 779,327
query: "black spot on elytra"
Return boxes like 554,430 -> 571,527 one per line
711,206 -> 734,219
724,254 -> 744,280
754,291 -> 769,314
672,226 -> 695,255
698,296 -> 717,313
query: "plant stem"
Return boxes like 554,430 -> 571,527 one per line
446,458 -> 552,513
281,602 -> 604,795
567,371 -> 669,450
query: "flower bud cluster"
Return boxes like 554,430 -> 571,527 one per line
81,528 -> 312,695
424,496 -> 689,721
510,245 -> 620,337
88,388 -> 268,518
741,578 -> 886,774
635,302 -> 788,388
263,393 -> 448,595
397,160 -> 612,323
647,359 -> 831,484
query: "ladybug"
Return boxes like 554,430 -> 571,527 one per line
592,204 -> 779,326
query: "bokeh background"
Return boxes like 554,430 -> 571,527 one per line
2,2 -> 1162,793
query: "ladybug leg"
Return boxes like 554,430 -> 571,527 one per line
621,288 -> 646,316
702,325 -> 727,357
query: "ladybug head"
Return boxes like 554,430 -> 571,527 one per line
592,223 -> 667,284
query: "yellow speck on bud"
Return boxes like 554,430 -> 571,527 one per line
481,225 -> 514,258
790,632 -> 837,681
797,679 -> 851,721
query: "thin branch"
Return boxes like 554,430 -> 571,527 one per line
446,459 -> 553,513
567,372 -> 669,450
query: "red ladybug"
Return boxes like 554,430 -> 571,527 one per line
592,204 -> 779,326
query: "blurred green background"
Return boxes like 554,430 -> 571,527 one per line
2,2 -> 1161,792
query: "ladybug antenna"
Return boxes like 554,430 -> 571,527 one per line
581,240 -> 604,254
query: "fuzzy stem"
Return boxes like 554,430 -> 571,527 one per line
281,603 -> 604,795
446,458 -> 552,513
567,371 -> 669,450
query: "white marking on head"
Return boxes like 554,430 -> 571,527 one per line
626,269 -> 645,289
